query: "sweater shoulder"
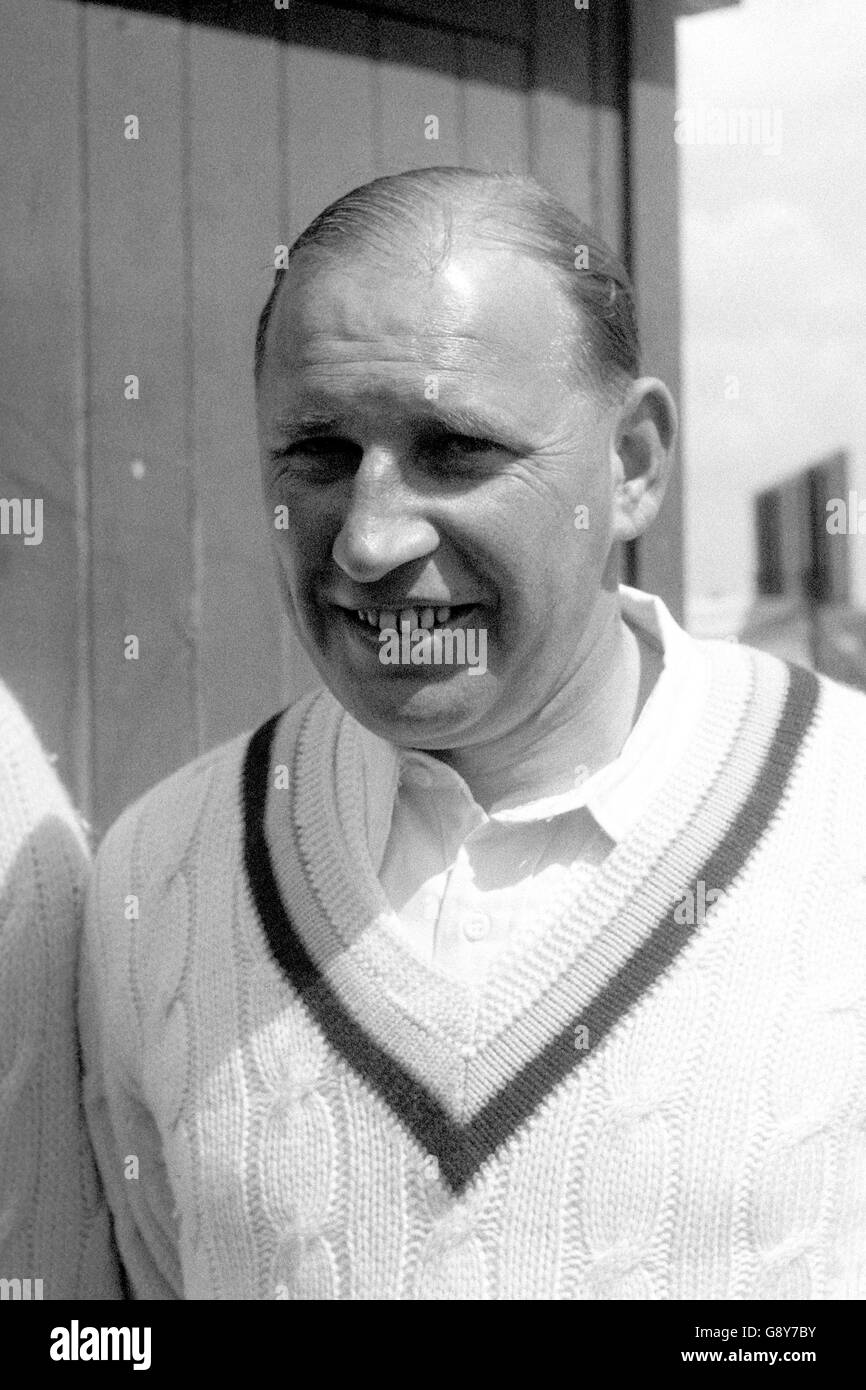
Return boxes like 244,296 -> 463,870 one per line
694,640 -> 866,805
91,691 -> 320,899
773,650 -> 866,740
704,638 -> 866,730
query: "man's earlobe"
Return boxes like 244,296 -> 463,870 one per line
610,377 -> 678,542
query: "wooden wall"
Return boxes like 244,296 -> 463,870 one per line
0,0 -> 679,836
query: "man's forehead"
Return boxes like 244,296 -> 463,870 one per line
264,332 -> 554,447
270,241 -> 579,373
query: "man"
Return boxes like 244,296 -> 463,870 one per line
80,167 -> 866,1300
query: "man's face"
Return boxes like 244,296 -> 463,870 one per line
256,239 -> 620,750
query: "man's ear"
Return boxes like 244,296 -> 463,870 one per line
609,377 -> 678,542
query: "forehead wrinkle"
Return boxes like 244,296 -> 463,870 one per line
267,375 -> 546,447
286,330 -> 535,384
277,359 -> 544,425
268,339 -> 586,444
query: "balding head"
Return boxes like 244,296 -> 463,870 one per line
254,166 -> 639,403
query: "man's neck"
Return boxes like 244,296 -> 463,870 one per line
429,610 -> 664,815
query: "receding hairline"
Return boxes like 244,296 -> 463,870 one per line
268,225 -> 586,327
254,167 -> 639,398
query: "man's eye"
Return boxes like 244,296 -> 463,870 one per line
444,435 -> 497,453
417,434 -> 505,479
291,436 -> 355,455
270,437 -> 358,473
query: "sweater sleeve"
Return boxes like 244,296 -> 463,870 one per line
78,806 -> 185,1300
0,683 -> 123,1299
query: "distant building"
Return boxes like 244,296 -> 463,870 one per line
739,450 -> 866,690
754,450 -> 849,607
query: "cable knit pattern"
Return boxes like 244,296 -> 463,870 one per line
0,680 -> 122,1299
79,641 -> 866,1299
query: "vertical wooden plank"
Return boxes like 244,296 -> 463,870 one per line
628,0 -> 684,619
282,1 -> 378,235
85,5 -> 197,833
595,107 -> 625,258
529,0 -> 595,218
592,0 -> 627,257
376,19 -> 462,172
188,26 -> 290,746
0,0 -> 86,805
459,38 -> 530,174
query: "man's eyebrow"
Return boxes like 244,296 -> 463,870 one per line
270,404 -> 530,450
271,410 -> 345,438
425,404 -> 507,434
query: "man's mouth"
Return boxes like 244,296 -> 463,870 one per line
346,603 -> 480,633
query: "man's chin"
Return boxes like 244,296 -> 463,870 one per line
330,665 -> 492,748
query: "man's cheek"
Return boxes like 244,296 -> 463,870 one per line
271,509 -> 319,568
267,534 -> 306,621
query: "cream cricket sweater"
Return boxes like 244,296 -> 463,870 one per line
0,680 -> 122,1299
80,635 -> 866,1300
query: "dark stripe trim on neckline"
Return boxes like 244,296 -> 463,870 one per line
242,662 -> 820,1195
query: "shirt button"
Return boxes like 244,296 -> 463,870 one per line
462,913 -> 490,942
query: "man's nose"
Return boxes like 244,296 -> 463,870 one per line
331,449 -> 439,583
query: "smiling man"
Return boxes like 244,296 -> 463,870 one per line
80,168 -> 866,1300
254,187 -> 669,808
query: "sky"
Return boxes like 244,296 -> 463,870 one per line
676,0 -> 866,614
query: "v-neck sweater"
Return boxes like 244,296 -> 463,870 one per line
79,635 -> 866,1300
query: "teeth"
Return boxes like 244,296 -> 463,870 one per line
351,604 -> 469,630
